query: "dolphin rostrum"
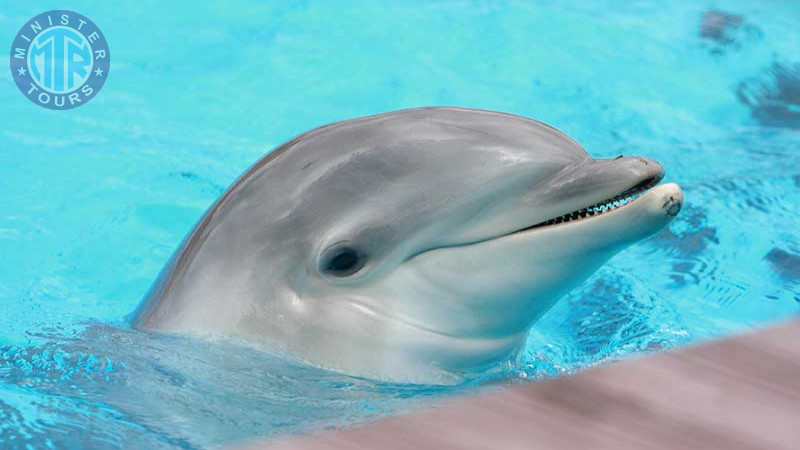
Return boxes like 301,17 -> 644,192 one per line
133,107 -> 683,384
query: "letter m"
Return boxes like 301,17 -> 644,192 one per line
14,48 -> 25,59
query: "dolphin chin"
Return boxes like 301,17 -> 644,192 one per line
132,107 -> 683,385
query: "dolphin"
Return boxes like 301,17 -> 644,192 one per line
133,107 -> 682,384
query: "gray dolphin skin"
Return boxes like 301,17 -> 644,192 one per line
133,107 -> 683,384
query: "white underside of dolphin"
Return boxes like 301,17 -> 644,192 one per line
132,107 -> 683,384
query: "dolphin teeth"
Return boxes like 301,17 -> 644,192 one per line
518,174 -> 662,232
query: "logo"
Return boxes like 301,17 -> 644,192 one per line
10,10 -> 110,110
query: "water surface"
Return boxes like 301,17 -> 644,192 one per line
1,1 -> 799,448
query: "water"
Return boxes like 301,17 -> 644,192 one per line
2,1 -> 799,448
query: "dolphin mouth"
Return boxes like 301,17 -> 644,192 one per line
515,173 -> 664,233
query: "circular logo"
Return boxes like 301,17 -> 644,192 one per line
10,10 -> 110,110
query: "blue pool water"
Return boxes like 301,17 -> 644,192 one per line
2,1 -> 800,448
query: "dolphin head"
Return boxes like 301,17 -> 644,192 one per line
134,107 -> 682,384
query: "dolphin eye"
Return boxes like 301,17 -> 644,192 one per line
320,244 -> 366,277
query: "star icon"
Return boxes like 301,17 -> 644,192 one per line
16,67 -> 26,76
94,67 -> 104,77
